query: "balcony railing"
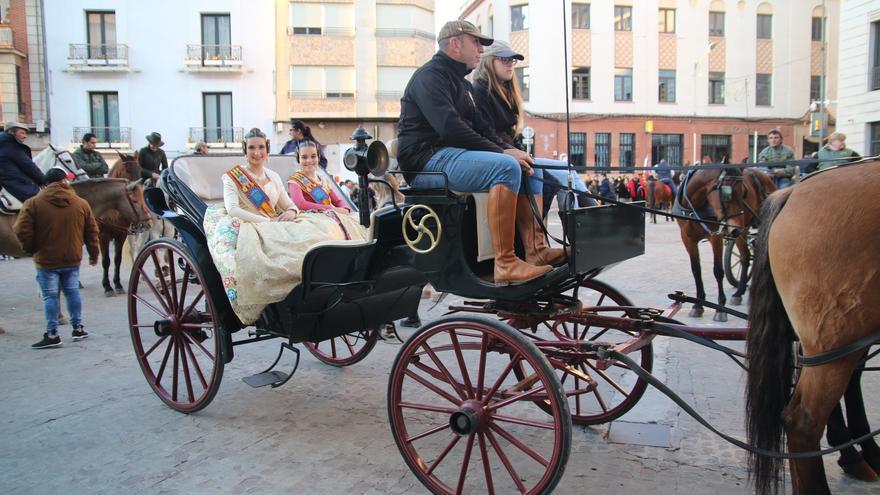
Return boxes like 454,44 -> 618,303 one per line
0,26 -> 13,48
287,26 -> 355,36
184,44 -> 242,67
189,127 -> 244,146
67,44 -> 129,66
375,28 -> 435,40
376,90 -> 404,100
73,127 -> 131,148
872,66 -> 880,91
289,90 -> 355,99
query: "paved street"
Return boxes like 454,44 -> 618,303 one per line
1,217 -> 877,495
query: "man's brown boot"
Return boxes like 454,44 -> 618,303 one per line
516,194 -> 567,266
488,185 -> 551,285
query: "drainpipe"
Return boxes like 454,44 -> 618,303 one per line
38,0 -> 50,133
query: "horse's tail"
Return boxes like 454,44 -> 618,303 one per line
746,187 -> 796,495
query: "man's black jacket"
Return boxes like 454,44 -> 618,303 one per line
397,51 -> 509,179
0,132 -> 45,201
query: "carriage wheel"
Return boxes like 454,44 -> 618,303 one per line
304,329 -> 379,367
513,279 -> 653,425
388,316 -> 571,495
128,239 -> 224,413
724,237 -> 752,287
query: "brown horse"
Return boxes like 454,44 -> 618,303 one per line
646,177 -> 674,223
675,165 -> 775,320
99,154 -> 152,296
746,160 -> 880,494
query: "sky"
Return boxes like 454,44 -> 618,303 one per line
434,2 -> 462,33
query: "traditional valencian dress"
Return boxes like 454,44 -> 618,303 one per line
204,165 -> 367,324
288,171 -> 349,211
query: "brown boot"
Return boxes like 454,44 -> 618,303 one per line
516,194 -> 567,266
488,185 -> 551,285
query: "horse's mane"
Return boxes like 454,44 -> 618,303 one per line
109,154 -> 141,180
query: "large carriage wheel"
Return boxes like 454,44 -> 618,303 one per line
304,329 -> 379,367
724,236 -> 752,287
513,279 -> 653,425
128,239 -> 224,413
389,316 -> 571,495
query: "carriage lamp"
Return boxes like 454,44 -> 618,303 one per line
344,127 -> 389,227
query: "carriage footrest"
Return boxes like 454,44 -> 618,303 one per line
241,342 -> 300,388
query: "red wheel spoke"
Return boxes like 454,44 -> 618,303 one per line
487,385 -> 545,412
181,329 -> 215,361
405,423 -> 450,444
448,330 -> 475,399
477,433 -> 495,495
455,433 -> 475,495
484,429 -> 527,494
171,335 -> 180,402
132,293 -> 169,320
426,435 -> 462,476
421,343 -> 469,402
177,264 -> 191,317
585,360 -> 630,396
489,422 -> 551,466
330,337 -> 338,358
582,326 -> 611,341
179,289 -> 206,323
154,334 -> 176,385
178,334 -> 195,403
491,413 -> 556,431
482,353 -> 520,405
475,335 -> 488,401
141,334 -> 168,359
341,335 -> 356,356
403,369 -> 463,406
168,251 -> 179,314
398,401 -> 457,414
137,267 -> 172,315
149,251 -> 173,309
182,336 -> 208,389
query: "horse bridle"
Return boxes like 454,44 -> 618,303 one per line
96,180 -> 152,235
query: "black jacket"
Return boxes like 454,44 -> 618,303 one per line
0,132 -> 45,201
472,78 -> 520,149
397,51 -> 508,178
138,146 -> 168,180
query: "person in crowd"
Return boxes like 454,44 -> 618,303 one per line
203,128 -> 367,324
598,174 -> 615,202
280,120 -> 329,169
350,182 -> 377,210
757,129 -> 797,188
397,21 -> 565,285
653,158 -> 676,196
342,180 -> 356,198
13,168 -> 99,349
138,132 -> 168,183
194,141 -> 209,155
471,40 -> 593,212
288,141 -> 351,213
71,133 -> 109,178
615,175 -> 631,202
627,172 -> 646,201
813,132 -> 860,172
0,121 -> 45,203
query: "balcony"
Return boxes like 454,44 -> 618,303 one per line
188,127 -> 244,149
73,127 -> 131,149
376,90 -> 404,100
67,44 -> 129,71
872,66 -> 880,91
286,26 -> 355,37
289,90 -> 355,99
375,28 -> 434,41
183,44 -> 242,71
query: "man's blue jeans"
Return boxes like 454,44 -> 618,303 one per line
35,266 -> 82,335
411,147 -> 544,193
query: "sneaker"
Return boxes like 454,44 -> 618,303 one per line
32,333 -> 62,349
72,326 -> 89,341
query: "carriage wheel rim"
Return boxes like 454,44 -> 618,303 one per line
304,329 -> 379,367
128,240 -> 222,413
388,318 -> 570,495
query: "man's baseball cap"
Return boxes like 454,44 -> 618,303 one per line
438,20 -> 494,46
4,121 -> 28,132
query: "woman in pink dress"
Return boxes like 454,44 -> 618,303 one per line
288,141 -> 351,213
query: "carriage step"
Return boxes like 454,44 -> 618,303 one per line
242,370 -> 289,388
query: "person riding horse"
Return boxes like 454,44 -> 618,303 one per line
653,159 -> 676,197
0,121 -> 45,203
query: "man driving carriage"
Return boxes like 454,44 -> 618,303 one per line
396,21 -> 564,286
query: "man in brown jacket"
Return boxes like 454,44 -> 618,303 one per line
13,168 -> 99,348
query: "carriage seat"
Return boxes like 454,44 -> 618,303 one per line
172,155 -> 300,208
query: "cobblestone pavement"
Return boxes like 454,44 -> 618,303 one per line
1,217 -> 877,494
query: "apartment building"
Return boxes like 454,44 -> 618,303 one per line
276,0 -> 434,160
835,0 -> 880,156
45,0 -> 274,157
460,0 -> 839,169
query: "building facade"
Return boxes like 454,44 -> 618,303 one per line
45,0 -> 275,158
276,0 -> 434,166
460,0 -> 839,169
835,0 -> 880,156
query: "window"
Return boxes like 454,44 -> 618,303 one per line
748,134 -> 769,158
756,74 -> 772,106
89,92 -> 120,143
572,3 -> 590,29
290,66 -> 355,98
701,134 -> 731,164
872,21 -> 880,91
86,11 -> 117,58
658,8 -> 675,33
810,76 -> 821,102
870,122 -> 880,156
709,12 -> 725,36
658,70 -> 676,102
569,133 -> 586,167
376,5 -> 432,36
614,6 -> 632,31
572,67 -> 590,100
811,17 -> 824,42
757,14 -> 772,39
377,66 -> 416,98
291,3 -> 355,35
290,3 -> 321,34
203,93 -> 233,142
595,133 -> 611,172
614,68 -> 633,101
516,67 -> 530,101
14,65 -> 24,115
201,14 -> 231,60
620,133 -> 635,172
325,66 -> 356,97
651,134 -> 682,167
511,5 -> 528,31
709,72 -> 725,104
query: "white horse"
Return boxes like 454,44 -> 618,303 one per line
33,145 -> 89,180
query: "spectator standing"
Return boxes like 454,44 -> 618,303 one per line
598,174 -> 615,202
194,141 -> 209,155
138,132 -> 168,183
13,168 -> 99,349
0,121 -> 45,202
280,120 -> 329,169
757,129 -> 797,187
71,133 -> 109,178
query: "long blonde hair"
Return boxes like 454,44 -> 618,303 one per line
473,56 -> 524,135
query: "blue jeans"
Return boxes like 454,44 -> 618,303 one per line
411,147 -> 543,193
35,266 -> 82,335
536,159 -> 596,208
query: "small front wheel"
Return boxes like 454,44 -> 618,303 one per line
304,329 -> 379,367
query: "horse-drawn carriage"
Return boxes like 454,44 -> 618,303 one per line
128,131 -> 879,494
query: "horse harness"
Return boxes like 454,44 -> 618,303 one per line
96,181 -> 151,235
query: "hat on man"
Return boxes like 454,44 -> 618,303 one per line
4,121 -> 28,132
482,40 -> 524,60
438,20 -> 494,46
825,131 -> 846,142
45,168 -> 69,184
145,132 -> 164,147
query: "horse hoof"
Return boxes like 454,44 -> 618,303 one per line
841,460 -> 879,482
730,296 -> 742,306
688,307 -> 704,317
115,287 -> 125,295
713,312 -> 728,322
104,290 -> 115,297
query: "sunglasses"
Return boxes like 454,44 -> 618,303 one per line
496,57 -> 518,66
